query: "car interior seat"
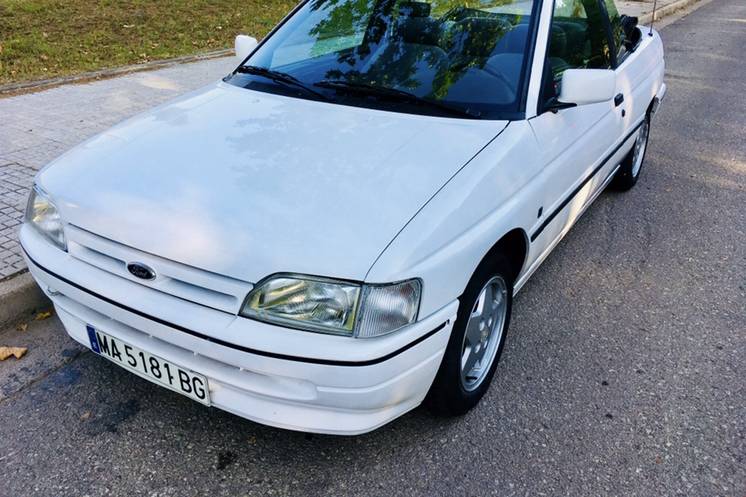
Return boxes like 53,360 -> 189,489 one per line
396,2 -> 442,46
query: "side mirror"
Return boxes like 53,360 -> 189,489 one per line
557,69 -> 616,107
235,35 -> 258,63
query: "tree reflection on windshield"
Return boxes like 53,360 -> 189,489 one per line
230,0 -> 538,119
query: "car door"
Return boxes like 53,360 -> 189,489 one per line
527,0 -> 617,251
603,0 -> 657,145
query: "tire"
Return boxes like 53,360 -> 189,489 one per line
611,113 -> 651,191
426,253 -> 513,416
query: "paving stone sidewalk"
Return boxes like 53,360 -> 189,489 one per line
0,0 -> 693,281
0,57 -> 235,279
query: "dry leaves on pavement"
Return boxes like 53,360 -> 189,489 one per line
0,347 -> 28,361
34,310 -> 53,321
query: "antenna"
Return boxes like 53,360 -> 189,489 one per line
649,0 -> 657,36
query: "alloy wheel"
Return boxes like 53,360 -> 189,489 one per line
631,119 -> 650,178
460,276 -> 508,391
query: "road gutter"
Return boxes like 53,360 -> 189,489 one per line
0,271 -> 50,331
639,0 -> 710,25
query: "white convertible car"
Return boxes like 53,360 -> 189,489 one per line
21,0 -> 665,434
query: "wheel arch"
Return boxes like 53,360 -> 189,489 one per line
470,228 -> 529,290
647,96 -> 658,117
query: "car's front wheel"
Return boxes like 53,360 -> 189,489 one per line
426,254 -> 513,416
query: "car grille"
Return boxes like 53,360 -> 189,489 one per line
65,224 -> 253,314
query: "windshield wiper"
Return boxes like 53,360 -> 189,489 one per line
314,80 -> 480,119
237,65 -> 330,101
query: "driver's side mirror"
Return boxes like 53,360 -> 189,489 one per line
556,69 -> 616,107
235,35 -> 258,63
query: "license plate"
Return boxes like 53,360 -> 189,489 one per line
87,325 -> 210,406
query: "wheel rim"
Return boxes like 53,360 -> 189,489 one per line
631,119 -> 650,178
460,276 -> 508,392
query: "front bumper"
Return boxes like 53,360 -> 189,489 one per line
21,225 -> 456,435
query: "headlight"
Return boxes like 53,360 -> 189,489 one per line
242,276 -> 360,335
241,274 -> 421,338
25,186 -> 67,251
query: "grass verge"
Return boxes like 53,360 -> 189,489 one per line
0,0 -> 296,85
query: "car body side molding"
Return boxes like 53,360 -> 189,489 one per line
530,119 -> 644,242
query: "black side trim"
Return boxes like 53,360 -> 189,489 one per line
545,98 -> 577,113
530,121 -> 643,242
23,249 -> 447,367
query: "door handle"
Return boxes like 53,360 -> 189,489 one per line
614,93 -> 625,107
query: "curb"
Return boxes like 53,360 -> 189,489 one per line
639,0 -> 700,24
0,48 -> 234,97
0,271 -> 51,330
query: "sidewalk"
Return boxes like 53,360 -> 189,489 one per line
0,0 -> 697,282
0,57 -> 235,279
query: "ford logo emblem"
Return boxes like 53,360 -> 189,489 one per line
127,262 -> 156,281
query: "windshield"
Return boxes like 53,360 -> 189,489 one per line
226,0 -> 540,119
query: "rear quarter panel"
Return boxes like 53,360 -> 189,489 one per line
619,27 -> 666,124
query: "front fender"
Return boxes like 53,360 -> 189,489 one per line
365,121 -> 543,318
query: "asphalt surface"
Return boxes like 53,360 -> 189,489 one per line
0,1 -> 744,496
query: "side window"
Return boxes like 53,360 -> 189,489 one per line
544,0 -> 612,97
603,0 -> 628,63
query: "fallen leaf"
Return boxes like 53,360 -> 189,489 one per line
80,411 -> 92,420
34,310 -> 52,321
0,347 -> 28,360
16,323 -> 28,332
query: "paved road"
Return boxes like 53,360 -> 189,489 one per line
0,1 -> 744,496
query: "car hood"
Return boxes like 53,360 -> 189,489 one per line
38,82 -> 506,283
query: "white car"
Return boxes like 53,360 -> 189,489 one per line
21,0 -> 665,434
